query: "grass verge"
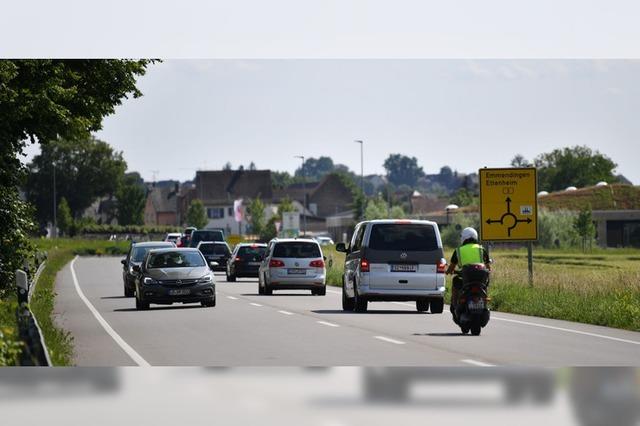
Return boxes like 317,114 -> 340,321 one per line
29,238 -> 130,366
0,296 -> 22,366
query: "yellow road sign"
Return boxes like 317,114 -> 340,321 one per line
479,167 -> 538,241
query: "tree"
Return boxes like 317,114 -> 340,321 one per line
277,197 -> 296,218
511,154 -> 532,168
450,188 -> 474,207
0,59 -> 151,292
249,162 -> 257,171
116,173 -> 146,226
223,162 -> 232,170
364,195 -> 405,220
534,146 -> 617,191
186,199 -> 208,229
573,206 -> 596,252
271,171 -> 293,189
56,197 -> 73,236
25,136 -> 127,224
383,154 -> 425,187
295,156 -> 336,181
247,197 -> 266,236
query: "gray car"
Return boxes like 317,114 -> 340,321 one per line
121,241 -> 175,297
258,238 -> 326,295
132,248 -> 216,310
336,219 -> 446,313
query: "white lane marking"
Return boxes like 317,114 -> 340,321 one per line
374,336 -> 406,345
278,310 -> 294,316
317,320 -> 340,328
70,256 -> 150,367
250,302 -> 263,307
493,316 -> 640,346
461,359 -> 495,367
326,289 -> 341,295
226,296 -> 238,300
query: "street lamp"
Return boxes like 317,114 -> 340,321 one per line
354,140 -> 364,196
52,162 -> 57,238
294,155 -> 307,236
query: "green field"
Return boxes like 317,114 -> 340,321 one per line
323,245 -> 640,332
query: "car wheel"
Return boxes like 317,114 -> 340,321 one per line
342,281 -> 355,311
201,297 -> 216,307
416,300 -> 429,312
317,286 -> 326,296
354,288 -> 368,313
124,286 -> 134,298
227,273 -> 236,282
265,285 -> 273,296
136,295 -> 149,310
471,325 -> 481,336
430,298 -> 444,314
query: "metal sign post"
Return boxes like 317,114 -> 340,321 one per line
479,167 -> 538,285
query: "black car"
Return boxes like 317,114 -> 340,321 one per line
226,243 -> 267,281
132,248 -> 216,310
121,241 -> 175,297
189,229 -> 225,247
197,241 -> 231,271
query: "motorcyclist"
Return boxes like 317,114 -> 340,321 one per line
445,227 -> 491,313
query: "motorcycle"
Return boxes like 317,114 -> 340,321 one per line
452,264 -> 491,336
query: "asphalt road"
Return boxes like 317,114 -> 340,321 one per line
53,256 -> 640,366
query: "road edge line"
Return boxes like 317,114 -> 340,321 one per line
69,256 -> 151,367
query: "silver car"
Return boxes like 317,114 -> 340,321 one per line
336,219 -> 446,313
258,238 -> 326,295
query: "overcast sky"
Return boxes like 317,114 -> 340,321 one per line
24,60 -> 640,186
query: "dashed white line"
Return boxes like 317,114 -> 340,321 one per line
493,316 -> 640,346
250,302 -> 263,307
226,296 -> 238,300
461,359 -> 495,367
278,310 -> 294,316
70,256 -> 150,367
317,321 -> 340,328
374,336 -> 406,345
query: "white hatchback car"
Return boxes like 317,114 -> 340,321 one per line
258,238 -> 327,295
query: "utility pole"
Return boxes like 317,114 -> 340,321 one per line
294,155 -> 306,236
354,140 -> 366,220
52,163 -> 57,238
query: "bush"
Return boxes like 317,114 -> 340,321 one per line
440,213 -> 480,248
537,209 -> 580,249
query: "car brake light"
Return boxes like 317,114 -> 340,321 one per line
309,259 -> 325,268
360,258 -> 370,272
269,259 -> 285,268
436,258 -> 447,273
234,256 -> 242,263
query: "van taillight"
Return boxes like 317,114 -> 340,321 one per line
269,259 -> 285,267
309,259 -> 325,268
360,259 -> 370,272
234,256 -> 242,263
436,258 -> 447,273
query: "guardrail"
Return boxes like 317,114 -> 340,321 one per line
15,252 -> 51,366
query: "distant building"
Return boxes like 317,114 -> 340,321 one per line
144,184 -> 180,226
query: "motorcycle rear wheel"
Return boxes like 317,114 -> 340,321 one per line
460,326 -> 470,334
471,325 -> 481,336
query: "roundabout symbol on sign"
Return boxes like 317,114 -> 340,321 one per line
485,197 -> 532,237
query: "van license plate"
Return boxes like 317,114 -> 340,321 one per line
391,264 -> 418,272
287,268 -> 306,275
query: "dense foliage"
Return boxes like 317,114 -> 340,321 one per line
383,154 -> 425,187
0,59 -> 151,292
186,199 -> 208,229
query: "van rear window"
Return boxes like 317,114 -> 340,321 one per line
368,224 -> 439,251
273,242 -> 321,258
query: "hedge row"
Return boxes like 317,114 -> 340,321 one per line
76,224 -> 182,235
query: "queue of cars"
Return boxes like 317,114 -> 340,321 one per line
122,219 -> 446,314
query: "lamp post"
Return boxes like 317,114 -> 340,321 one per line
294,155 -> 306,236
354,140 -> 364,196
52,162 -> 57,238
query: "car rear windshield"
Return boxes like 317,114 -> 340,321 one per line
191,231 -> 224,244
273,242 -> 321,258
199,244 -> 229,255
368,224 -> 439,251
132,244 -> 173,262
147,251 -> 205,268
237,246 -> 266,260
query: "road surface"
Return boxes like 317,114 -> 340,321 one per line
53,256 -> 640,366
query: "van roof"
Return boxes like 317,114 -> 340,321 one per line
360,219 -> 438,226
